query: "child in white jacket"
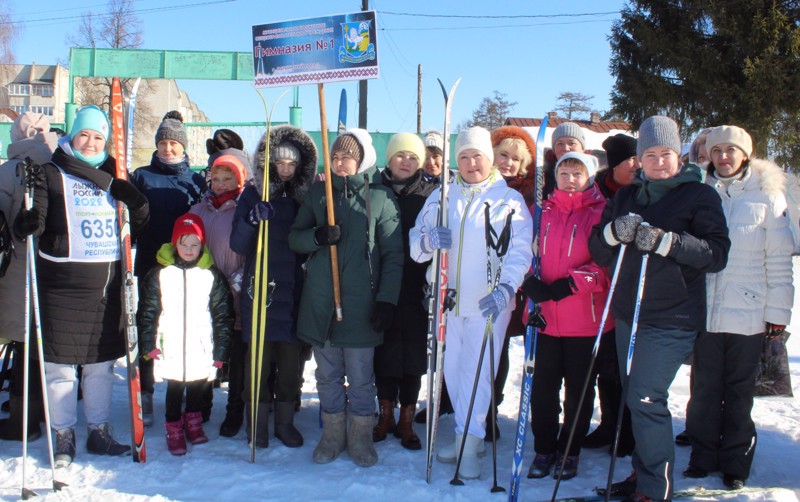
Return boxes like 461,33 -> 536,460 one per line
137,213 -> 234,455
410,126 -> 533,480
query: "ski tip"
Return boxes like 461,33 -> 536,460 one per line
437,78 -> 447,96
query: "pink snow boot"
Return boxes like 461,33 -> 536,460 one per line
165,418 -> 187,455
184,411 -> 209,445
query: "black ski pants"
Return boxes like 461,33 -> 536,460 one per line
686,331 -> 763,479
165,379 -> 211,423
531,332 -> 596,456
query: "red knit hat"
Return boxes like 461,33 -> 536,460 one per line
172,213 -> 206,247
211,154 -> 247,188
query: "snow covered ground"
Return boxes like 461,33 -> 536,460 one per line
3,261 -> 800,502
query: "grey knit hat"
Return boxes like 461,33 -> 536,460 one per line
273,142 -> 300,162
551,122 -> 586,149
636,116 -> 681,158
155,111 -> 188,149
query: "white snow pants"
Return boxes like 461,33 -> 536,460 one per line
444,309 -> 511,438
45,360 -> 115,430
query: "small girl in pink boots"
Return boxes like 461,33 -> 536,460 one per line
137,213 -> 234,455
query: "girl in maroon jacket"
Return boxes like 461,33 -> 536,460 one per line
521,152 -> 612,481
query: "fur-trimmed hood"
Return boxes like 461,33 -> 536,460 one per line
252,125 -> 317,204
748,158 -> 787,198
708,157 -> 787,199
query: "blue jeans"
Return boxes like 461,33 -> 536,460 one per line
616,319 -> 697,501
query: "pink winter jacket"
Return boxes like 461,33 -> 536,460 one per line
190,195 -> 245,330
535,184 -> 613,337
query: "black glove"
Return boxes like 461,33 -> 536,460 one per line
13,207 -> 42,238
526,305 -> 547,330
520,275 -> 553,303
109,179 -> 147,211
18,158 -> 46,189
635,224 -> 673,256
314,225 -> 341,246
370,301 -> 395,332
605,213 -> 643,244
549,277 -> 575,302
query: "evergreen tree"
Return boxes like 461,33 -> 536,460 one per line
609,0 -> 800,162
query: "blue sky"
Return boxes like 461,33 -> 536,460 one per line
8,0 -> 627,133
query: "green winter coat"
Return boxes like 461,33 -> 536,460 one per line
289,166 -> 403,348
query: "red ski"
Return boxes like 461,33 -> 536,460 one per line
111,77 -> 146,462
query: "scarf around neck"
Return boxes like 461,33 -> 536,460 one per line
632,163 -> 702,206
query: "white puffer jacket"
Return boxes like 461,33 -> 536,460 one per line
410,170 -> 533,317
705,159 -> 794,335
154,265 -> 220,382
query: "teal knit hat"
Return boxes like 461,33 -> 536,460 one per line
70,105 -> 110,141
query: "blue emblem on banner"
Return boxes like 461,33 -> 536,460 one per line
339,21 -> 376,63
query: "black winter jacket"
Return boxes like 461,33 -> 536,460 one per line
131,153 -> 206,278
589,167 -> 730,331
374,168 -> 436,377
29,147 -> 149,364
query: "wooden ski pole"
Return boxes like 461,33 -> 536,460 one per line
317,82 -> 343,321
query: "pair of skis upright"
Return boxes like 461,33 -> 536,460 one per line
508,115 -> 549,501
110,76 -> 146,463
424,77 -> 461,484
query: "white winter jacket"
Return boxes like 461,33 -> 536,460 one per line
705,159 -> 794,335
410,170 -> 533,317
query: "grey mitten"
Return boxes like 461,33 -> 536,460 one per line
604,213 -> 643,245
635,224 -> 674,256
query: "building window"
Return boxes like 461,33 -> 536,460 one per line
11,105 -> 29,114
8,84 -> 31,95
30,105 -> 54,116
32,84 -> 54,97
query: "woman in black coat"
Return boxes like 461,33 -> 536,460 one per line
588,116 -> 729,502
14,105 -> 149,467
372,132 -> 435,450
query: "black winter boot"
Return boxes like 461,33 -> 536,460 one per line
274,401 -> 303,447
86,423 -> 131,456
54,428 -> 76,468
246,403 -> 269,448
219,406 -> 245,437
